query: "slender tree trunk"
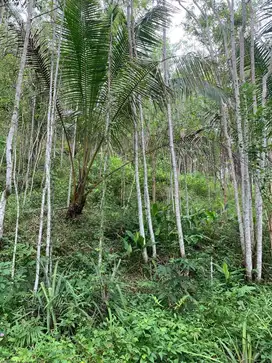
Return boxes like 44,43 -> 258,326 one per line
228,0 -> 252,279
163,15 -> 185,257
140,102 -> 156,258
208,2 -> 247,258
131,0 -> 157,258
33,185 -> 46,293
45,1 -> 63,281
222,102 -> 245,254
134,124 -> 148,263
250,1 -> 257,115
0,0 -> 33,240
127,0 -> 148,262
240,0 -> 255,252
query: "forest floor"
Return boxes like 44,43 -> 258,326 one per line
1,172 -> 272,362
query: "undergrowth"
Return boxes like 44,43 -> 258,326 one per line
1,171 -> 272,362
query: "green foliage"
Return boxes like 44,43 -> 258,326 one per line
75,307 -> 222,362
8,318 -> 44,348
3,337 -> 82,363
219,321 -> 262,363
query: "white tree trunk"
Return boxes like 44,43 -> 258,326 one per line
222,102 -> 245,254
33,185 -> 46,293
163,22 -> 185,257
250,1 -> 257,115
139,101 -> 156,258
210,2 -> 247,257
0,0 -> 33,240
45,2 -> 63,281
127,0 -> 148,263
187,0 -> 245,256
228,0 -> 252,279
251,0 -> 262,280
134,123 -> 148,263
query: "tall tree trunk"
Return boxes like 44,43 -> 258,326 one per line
134,124 -> 148,263
228,0 -> 252,279
222,102 -> 245,254
127,0 -> 148,263
240,0 -> 255,252
251,0 -> 263,281
163,11 -> 185,257
0,0 -> 33,240
140,102 -> 156,258
209,1 -> 247,257
45,3 -> 62,280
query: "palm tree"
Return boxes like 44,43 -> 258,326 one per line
54,0 -> 168,218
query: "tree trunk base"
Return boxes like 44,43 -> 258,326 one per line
66,199 -> 86,219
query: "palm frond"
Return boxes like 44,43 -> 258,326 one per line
173,53 -> 227,104
134,3 -> 172,56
